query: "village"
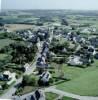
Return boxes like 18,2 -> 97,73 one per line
0,10 -> 98,100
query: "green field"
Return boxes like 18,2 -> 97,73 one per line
62,96 -> 76,100
45,92 -> 58,100
0,39 -> 14,49
57,63 -> 98,96
0,54 -> 8,61
45,92 -> 76,100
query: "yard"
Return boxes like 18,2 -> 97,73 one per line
45,92 -> 58,100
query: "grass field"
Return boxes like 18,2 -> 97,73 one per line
62,96 -> 77,100
45,92 -> 58,100
0,39 -> 14,49
0,54 -> 8,61
45,92 -> 76,100
56,62 -> 98,96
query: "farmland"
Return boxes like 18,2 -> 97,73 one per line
5,24 -> 33,32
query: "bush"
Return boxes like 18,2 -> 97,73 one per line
29,76 -> 36,86
15,74 -> 20,79
2,82 -> 9,90
15,87 -> 23,95
49,78 -> 54,83
22,75 -> 36,86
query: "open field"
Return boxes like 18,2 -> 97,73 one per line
56,62 -> 98,96
5,24 -> 33,32
0,39 -> 14,49
0,54 -> 8,61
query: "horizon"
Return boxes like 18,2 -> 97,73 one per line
1,8 -> 98,12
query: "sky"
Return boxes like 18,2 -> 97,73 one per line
1,0 -> 98,10
0,0 -> 1,11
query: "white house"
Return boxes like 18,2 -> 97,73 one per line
3,71 -> 16,85
67,55 -> 83,66
24,63 -> 30,71
88,46 -> 96,55
40,71 -> 51,82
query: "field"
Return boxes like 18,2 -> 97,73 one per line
5,24 -> 33,32
0,39 -> 14,49
56,61 -> 98,96
45,92 -> 76,100
62,96 -> 76,100
45,92 -> 58,100
0,54 -> 8,61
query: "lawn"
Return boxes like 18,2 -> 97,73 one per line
50,58 -> 98,96
0,39 -> 14,49
62,96 -> 77,100
45,92 -> 58,100
57,66 -> 98,96
0,54 -> 8,61
45,92 -> 76,100
50,63 -> 84,80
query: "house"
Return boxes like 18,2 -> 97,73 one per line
3,71 -> 13,80
36,56 -> 48,69
37,28 -> 49,40
67,55 -> 83,66
94,53 -> 98,59
0,71 -> 16,85
81,28 -> 91,34
61,48 -> 67,53
36,60 -> 48,69
37,39 -> 41,49
89,37 -> 98,48
41,47 -> 49,56
88,46 -> 96,55
0,85 -> 2,90
38,70 -> 51,86
50,52 -> 56,57
22,89 -> 45,100
24,63 -> 30,71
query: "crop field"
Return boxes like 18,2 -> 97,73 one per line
5,24 -> 34,32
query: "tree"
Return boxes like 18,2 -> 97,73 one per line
10,42 -> 37,64
22,75 -> 36,87
2,82 -> 9,90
